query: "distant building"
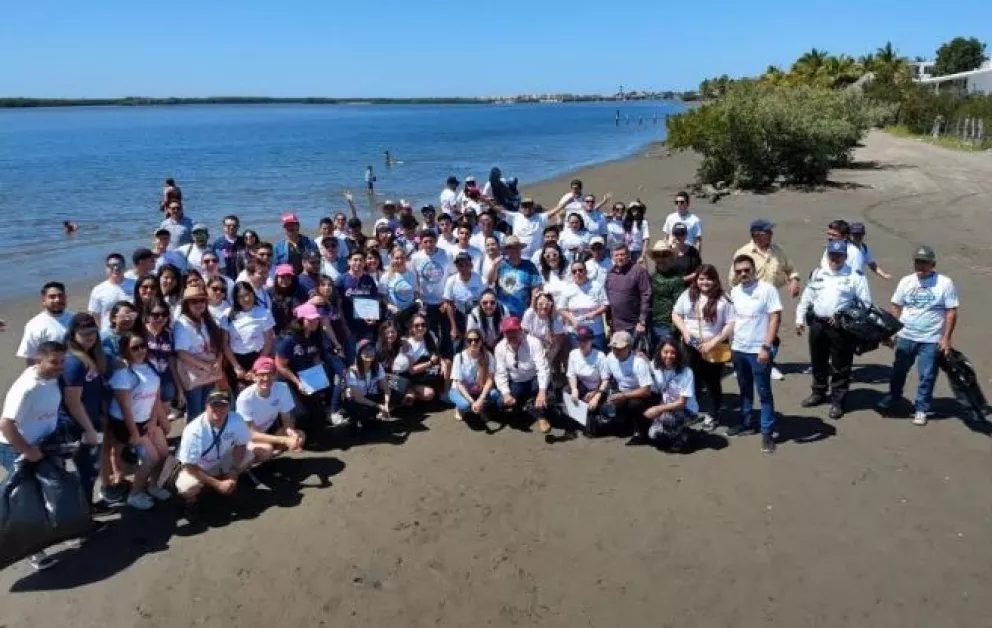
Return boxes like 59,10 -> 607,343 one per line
910,60 -> 936,81
916,60 -> 992,96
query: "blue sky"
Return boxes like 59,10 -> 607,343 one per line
1,1 -> 989,98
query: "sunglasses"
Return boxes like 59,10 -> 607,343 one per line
130,343 -> 148,351
481,300 -> 497,306
572,267 -> 586,273
412,323 -> 427,329
149,311 -> 168,319
107,263 -> 124,271
675,199 -> 688,205
208,400 -> 230,408
584,199 -> 595,203
209,285 -> 225,292
466,337 -> 482,345
734,268 -> 752,275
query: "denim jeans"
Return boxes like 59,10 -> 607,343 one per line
185,384 -> 215,419
61,419 -> 102,506
446,387 -> 502,413
567,333 -> 607,352
889,337 -> 940,413
732,351 -> 775,434
326,353 -> 347,413
652,325 -> 673,351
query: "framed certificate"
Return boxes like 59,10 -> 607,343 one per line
353,297 -> 381,320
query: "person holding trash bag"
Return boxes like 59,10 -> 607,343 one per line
0,341 -> 70,570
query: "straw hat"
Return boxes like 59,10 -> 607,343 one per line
649,240 -> 675,257
182,286 -> 207,301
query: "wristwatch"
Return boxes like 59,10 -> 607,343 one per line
761,344 -> 772,351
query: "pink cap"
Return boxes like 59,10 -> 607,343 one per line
500,316 -> 522,333
294,303 -> 321,321
275,264 -> 295,277
281,211 -> 300,225
252,356 -> 276,373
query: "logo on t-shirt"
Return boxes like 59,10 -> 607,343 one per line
904,287 -> 936,310
499,271 -> 519,293
420,259 -> 445,284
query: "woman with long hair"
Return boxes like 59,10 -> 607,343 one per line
108,331 -> 171,510
60,312 -> 112,509
669,222 -> 703,284
403,313 -> 444,402
143,298 -> 184,420
269,265 -> 307,334
101,300 -> 140,361
174,286 -> 225,419
383,246 -> 419,333
222,281 -> 276,389
374,224 -> 395,270
538,244 -> 568,305
237,229 -> 261,273
559,212 -> 591,263
375,320 -> 404,370
133,274 -> 163,321
158,263 -> 183,315
344,339 -> 389,424
559,259 -> 610,351
466,288 -> 506,352
206,276 -> 232,322
671,264 -> 733,430
522,292 -> 566,370
314,275 -> 346,355
643,336 -> 699,451
623,201 -> 651,264
365,248 -> 384,285
274,303 -> 334,432
375,320 -> 415,409
479,235 -> 502,287
447,328 -> 499,422
183,269 -> 206,293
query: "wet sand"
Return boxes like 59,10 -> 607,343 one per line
1,131 -> 991,627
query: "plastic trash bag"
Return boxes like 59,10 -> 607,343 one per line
0,458 -> 90,571
835,301 -> 903,355
939,349 -> 990,423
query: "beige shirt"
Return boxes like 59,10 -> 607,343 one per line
728,242 -> 799,288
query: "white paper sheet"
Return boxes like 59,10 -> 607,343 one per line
563,395 -> 588,426
353,296 -> 381,320
298,364 -> 330,395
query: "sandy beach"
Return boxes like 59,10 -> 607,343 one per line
1,130 -> 991,627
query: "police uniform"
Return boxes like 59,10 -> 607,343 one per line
796,241 -> 871,416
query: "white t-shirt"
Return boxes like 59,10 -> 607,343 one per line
606,218 -> 626,250
558,281 -> 608,335
16,310 -> 74,359
445,244 -> 484,275
88,279 -> 136,331
586,257 -> 614,289
540,272 -> 570,306
346,366 -> 386,396
177,244 -> 209,273
225,306 -> 275,354
404,337 -> 431,363
439,188 -> 458,215
450,351 -> 496,387
625,221 -> 650,252
383,269 -> 418,310
411,249 -> 451,305
650,366 -> 699,413
557,191 -> 584,216
236,382 -> 295,433
522,308 -> 565,342
558,228 -> 590,262
177,411 -> 253,471
566,348 -> 608,390
480,255 -> 502,286
605,353 -> 653,393
509,212 -> 547,257
891,273 -> 959,343
662,212 -> 703,247
0,367 -> 61,446
470,231 -> 505,252
729,280 -> 783,353
174,315 -> 214,357
443,272 -> 486,314
673,292 -> 733,341
108,363 -> 161,423
580,210 -> 608,237
209,301 -> 232,323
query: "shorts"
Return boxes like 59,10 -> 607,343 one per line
107,418 -> 150,443
175,449 -> 256,494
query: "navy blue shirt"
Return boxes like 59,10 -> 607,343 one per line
336,272 -> 379,337
297,271 -> 322,297
60,353 -> 107,431
212,235 -> 245,279
276,331 -> 326,374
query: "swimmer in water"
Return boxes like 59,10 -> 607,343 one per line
384,150 -> 393,167
63,220 -> 79,235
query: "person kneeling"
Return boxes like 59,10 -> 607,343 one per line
175,389 -> 254,509
604,331 -> 657,445
494,317 -> 552,433
642,337 -> 698,451
447,329 -> 500,422
236,357 -> 304,463
564,326 -> 612,436
344,339 -> 390,424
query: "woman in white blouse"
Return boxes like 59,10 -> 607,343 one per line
558,212 -> 591,264
559,260 -> 610,352
403,313 -> 445,403
522,292 -> 566,371
642,337 -> 699,451
564,326 -> 611,436
447,328 -> 500,422
174,286 -> 226,419
623,201 -> 651,265
222,281 -> 276,389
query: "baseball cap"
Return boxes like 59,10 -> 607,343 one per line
303,249 -> 321,262
465,175 -> 476,184
671,222 -> 688,235
850,222 -> 866,235
421,204 -> 436,215
521,197 -> 535,206
192,223 -> 209,233
399,199 -> 412,209
69,312 -> 99,331
281,212 -> 300,225
749,219 -> 775,233
504,235 -> 524,249
576,326 -> 594,342
252,356 -> 276,373
446,175 -> 459,186
357,338 -> 375,355
609,331 -> 632,349
383,199 -> 397,207
500,316 -> 522,333
913,245 -> 936,262
826,240 -> 848,256
207,389 -> 230,406
294,303 -> 321,320
275,264 -> 295,276
589,235 -> 606,247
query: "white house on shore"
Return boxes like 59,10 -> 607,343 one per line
916,60 -> 992,95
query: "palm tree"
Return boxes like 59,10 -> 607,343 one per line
823,54 -> 863,88
761,65 -> 785,86
873,41 -> 911,83
791,48 -> 829,86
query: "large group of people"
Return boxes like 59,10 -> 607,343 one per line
2,174 -> 961,571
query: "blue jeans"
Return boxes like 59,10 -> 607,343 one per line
326,353 -> 347,412
185,384 -> 215,419
652,325 -> 674,350
889,338 -> 940,413
567,332 -> 607,352
446,387 -> 502,413
732,351 -> 775,434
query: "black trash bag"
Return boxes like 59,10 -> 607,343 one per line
835,301 -> 903,355
939,349 -> 989,423
0,458 -> 90,571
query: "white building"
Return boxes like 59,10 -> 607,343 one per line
910,60 -> 936,81
917,60 -> 992,95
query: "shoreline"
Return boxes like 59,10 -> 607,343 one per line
0,98 -> 686,110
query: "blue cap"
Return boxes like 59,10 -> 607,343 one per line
826,240 -> 848,256
850,222 -> 866,235
749,219 -> 775,232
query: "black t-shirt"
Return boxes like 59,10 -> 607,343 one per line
670,245 -> 702,278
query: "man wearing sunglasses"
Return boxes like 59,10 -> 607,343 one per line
88,253 -> 136,332
662,191 -> 702,255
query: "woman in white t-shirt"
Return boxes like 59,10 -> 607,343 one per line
108,332 -> 170,511
479,235 -> 502,287
222,282 -> 276,388
443,252 -> 486,348
643,337 -> 698,451
206,276 -> 232,323
623,202 -> 651,264
466,288 -> 507,352
174,286 -> 226,419
559,260 -> 610,351
403,313 -> 445,403
670,264 -> 733,430
558,213 -> 592,264
383,246 -> 420,333
446,328 -> 499,421
564,327 -> 610,435
237,356 -> 304,463
537,244 -> 569,306
522,292 -> 566,369
344,339 -> 389,424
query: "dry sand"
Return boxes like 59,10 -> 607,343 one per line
1,130 -> 991,627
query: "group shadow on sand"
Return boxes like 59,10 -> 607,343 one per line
10,361 -> 990,592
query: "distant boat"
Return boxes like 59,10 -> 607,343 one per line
540,97 -> 563,104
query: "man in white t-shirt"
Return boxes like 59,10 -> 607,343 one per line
727,254 -> 782,454
17,281 -> 74,364
88,252 -> 137,332
440,175 -> 460,216
495,197 -> 546,258
175,389 -> 254,510
662,191 -> 703,254
0,341 -> 68,570
877,246 -> 959,425
236,357 -> 303,462
411,229 -> 454,358
603,331 -> 656,445
550,179 -> 586,223
152,228 -> 189,274
177,223 -> 213,274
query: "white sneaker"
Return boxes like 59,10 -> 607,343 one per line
701,415 -> 717,431
126,491 -> 155,511
330,411 -> 348,426
167,408 -> 184,421
147,485 -> 172,501
912,412 -> 928,426
453,408 -> 463,421
770,367 -> 785,381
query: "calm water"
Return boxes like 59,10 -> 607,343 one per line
0,101 -> 679,297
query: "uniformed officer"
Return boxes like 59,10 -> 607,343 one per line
795,240 -> 871,419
